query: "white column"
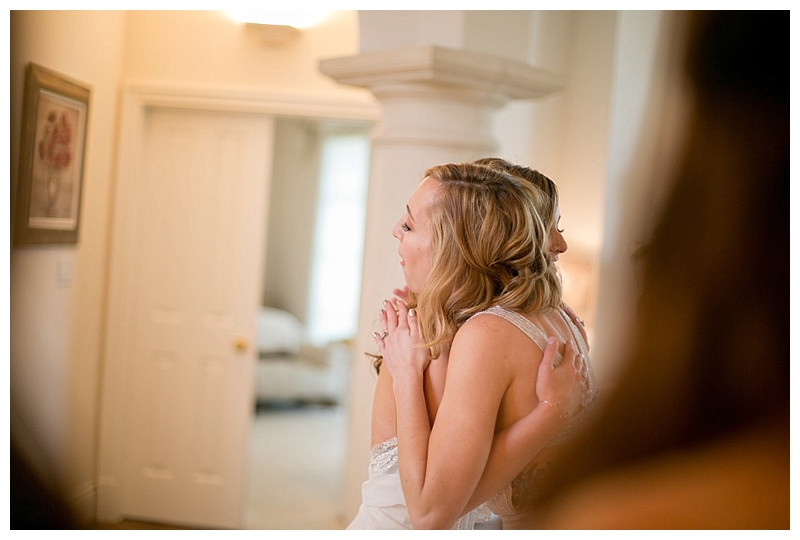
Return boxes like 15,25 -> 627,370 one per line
320,45 -> 562,520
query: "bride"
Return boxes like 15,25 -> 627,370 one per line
347,162 -> 597,529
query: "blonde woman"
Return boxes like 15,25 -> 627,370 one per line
348,163 -> 596,529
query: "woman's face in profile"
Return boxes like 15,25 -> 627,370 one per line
392,177 -> 439,294
548,205 -> 568,261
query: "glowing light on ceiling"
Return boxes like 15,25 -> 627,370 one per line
226,10 -> 333,29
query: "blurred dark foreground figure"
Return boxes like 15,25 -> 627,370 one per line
11,440 -> 79,529
520,10 -> 789,529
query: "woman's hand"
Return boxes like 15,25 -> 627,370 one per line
393,286 -> 411,303
374,299 -> 430,379
561,302 -> 589,350
536,338 -> 588,419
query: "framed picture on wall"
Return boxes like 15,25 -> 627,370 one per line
14,63 -> 90,245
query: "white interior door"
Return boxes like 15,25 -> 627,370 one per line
111,107 -> 272,528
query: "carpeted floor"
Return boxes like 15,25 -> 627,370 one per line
246,403 -> 349,530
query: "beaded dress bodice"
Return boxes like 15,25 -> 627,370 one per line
368,436 -> 399,476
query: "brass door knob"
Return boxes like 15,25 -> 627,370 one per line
234,338 -> 248,353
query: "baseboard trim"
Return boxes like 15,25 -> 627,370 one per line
68,480 -> 97,525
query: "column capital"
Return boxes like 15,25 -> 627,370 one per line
320,45 -> 563,101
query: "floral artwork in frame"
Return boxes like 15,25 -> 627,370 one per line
14,63 -> 90,245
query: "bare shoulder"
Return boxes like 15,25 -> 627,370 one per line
454,312 -> 518,350
451,310 -> 542,369
457,309 -> 525,338
458,309 -> 543,343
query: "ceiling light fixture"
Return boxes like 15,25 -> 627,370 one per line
226,10 -> 333,29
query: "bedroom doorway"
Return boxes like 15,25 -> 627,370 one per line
247,117 -> 372,529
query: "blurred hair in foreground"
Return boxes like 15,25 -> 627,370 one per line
520,10 -> 789,530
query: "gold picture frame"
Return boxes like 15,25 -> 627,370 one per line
14,63 -> 90,245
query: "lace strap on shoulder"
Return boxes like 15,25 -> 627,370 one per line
469,306 -> 549,350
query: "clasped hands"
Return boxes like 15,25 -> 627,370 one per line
374,294 -> 589,419
374,297 -> 431,377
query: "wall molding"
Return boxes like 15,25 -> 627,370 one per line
122,81 -> 381,121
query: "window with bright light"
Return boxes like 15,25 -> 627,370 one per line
305,131 -> 370,345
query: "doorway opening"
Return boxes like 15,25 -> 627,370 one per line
247,117 -> 372,529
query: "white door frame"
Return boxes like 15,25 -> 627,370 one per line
96,82 -> 378,524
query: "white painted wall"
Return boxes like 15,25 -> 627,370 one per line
122,10 -> 366,99
10,11 -> 128,521
263,118 -> 324,322
512,11 -> 617,333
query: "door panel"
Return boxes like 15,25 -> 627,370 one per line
119,108 -> 272,528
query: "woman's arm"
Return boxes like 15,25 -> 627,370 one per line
464,339 -> 585,512
370,366 -> 397,446
377,301 -> 524,528
370,289 -> 445,447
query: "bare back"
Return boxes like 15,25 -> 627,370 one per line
372,305 -> 587,450
493,306 -> 587,438
470,305 -> 594,526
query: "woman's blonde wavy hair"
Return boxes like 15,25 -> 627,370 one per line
415,162 -> 562,359
473,157 -> 560,231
